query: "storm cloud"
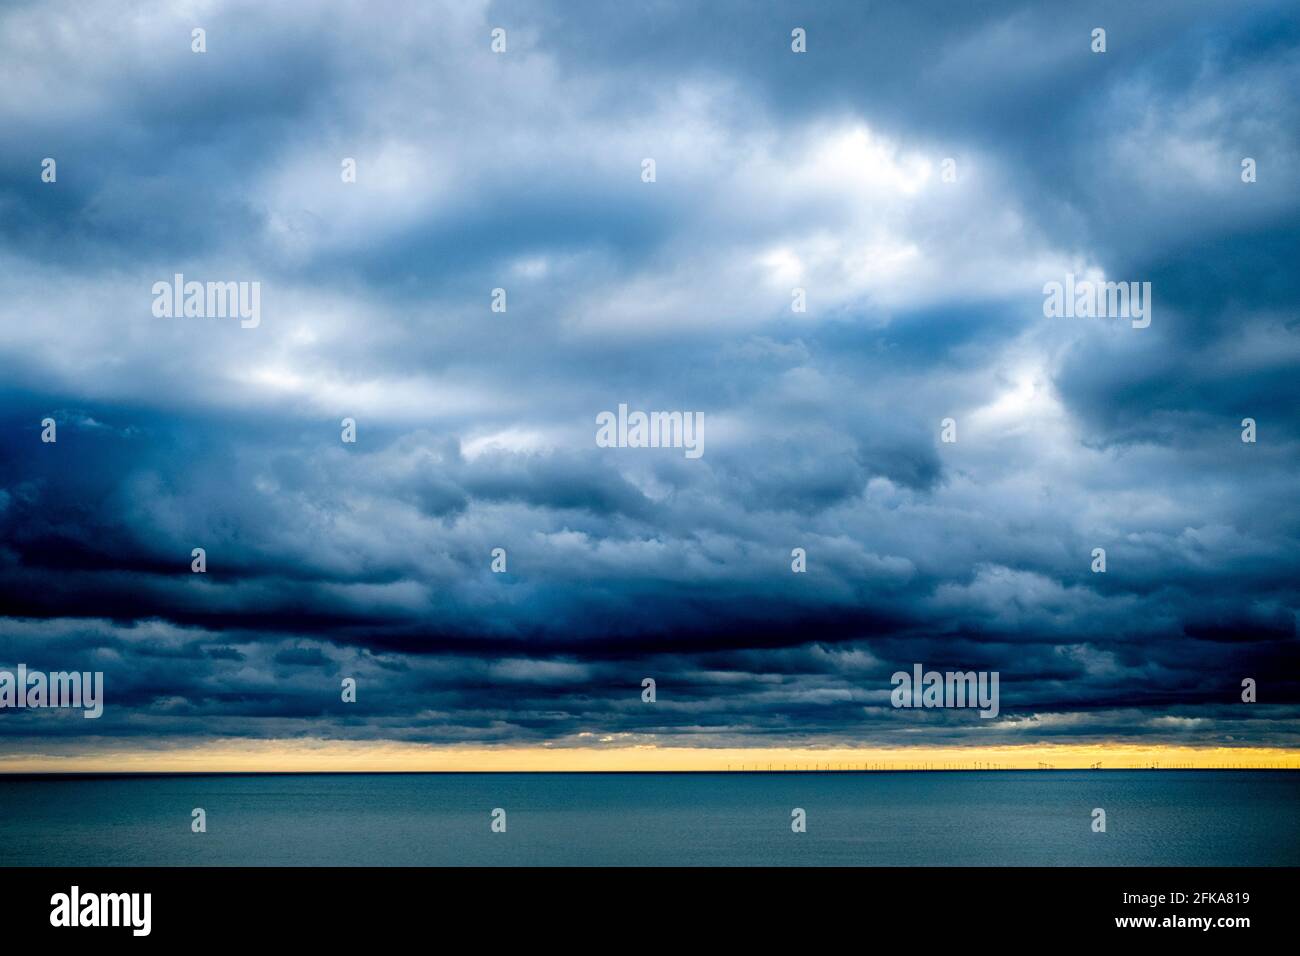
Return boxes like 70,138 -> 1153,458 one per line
1,0 -> 1298,756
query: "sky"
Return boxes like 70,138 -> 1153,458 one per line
1,0 -> 1298,770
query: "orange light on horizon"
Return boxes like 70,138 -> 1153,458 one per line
0,739 -> 1297,773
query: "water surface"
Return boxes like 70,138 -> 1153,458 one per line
1,771 -> 1294,866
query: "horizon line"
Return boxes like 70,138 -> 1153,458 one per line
3,766 -> 1299,777
2,740 -> 1298,773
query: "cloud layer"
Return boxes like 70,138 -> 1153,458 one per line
1,0 -> 1298,756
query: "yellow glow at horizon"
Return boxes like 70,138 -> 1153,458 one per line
1,739 -> 1296,773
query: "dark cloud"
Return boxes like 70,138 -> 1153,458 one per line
0,0 -> 1297,756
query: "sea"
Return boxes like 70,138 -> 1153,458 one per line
1,770 -> 1295,866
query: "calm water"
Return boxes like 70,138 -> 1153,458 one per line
0,771 -> 1295,866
